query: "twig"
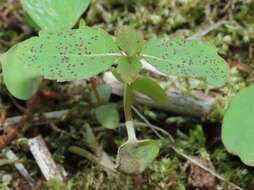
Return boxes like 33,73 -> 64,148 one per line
3,149 -> 35,188
0,94 -> 40,149
170,146 -> 244,190
103,72 -> 223,120
50,122 -> 79,139
28,136 -> 65,181
131,106 -> 163,139
187,20 -> 229,40
3,110 -> 69,127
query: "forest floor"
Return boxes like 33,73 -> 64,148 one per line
0,0 -> 254,189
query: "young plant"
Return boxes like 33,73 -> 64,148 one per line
0,0 -> 229,174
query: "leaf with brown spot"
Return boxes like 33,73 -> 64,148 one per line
142,37 -> 229,87
2,28 -> 120,100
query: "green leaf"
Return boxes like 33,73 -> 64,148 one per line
21,0 -> 91,32
131,76 -> 168,104
44,179 -> 69,190
91,84 -> 112,104
142,37 -> 229,87
222,85 -> 254,166
111,68 -> 124,82
23,12 -> 40,30
116,57 -> 142,83
116,26 -> 145,56
2,28 -> 120,99
1,50 -> 41,100
116,140 -> 160,174
34,28 -> 119,81
95,104 -> 120,129
82,123 -> 100,151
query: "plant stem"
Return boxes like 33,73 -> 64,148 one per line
91,78 -> 100,105
0,53 -> 5,64
69,146 -> 98,163
123,83 -> 133,121
69,146 -> 116,172
126,120 -> 137,141
123,83 -> 137,141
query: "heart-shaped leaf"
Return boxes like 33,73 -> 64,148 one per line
95,104 -> 120,129
21,0 -> 91,32
2,28 -> 120,99
142,37 -> 229,87
116,140 -> 160,175
131,76 -> 168,104
222,85 -> 254,166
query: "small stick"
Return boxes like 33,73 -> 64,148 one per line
103,72 -> 221,119
187,20 -> 228,40
3,110 -> 69,127
28,136 -> 65,181
3,149 -> 35,188
131,106 -> 163,140
171,146 -> 244,190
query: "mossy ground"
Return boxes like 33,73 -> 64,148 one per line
0,0 -> 254,189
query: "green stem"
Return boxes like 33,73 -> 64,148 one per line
123,83 -> 133,121
126,120 -> 137,141
69,146 -> 116,172
68,146 -> 98,163
0,159 -> 22,166
123,83 -> 137,141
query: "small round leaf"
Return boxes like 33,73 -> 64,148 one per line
95,104 -> 120,129
116,140 -> 160,175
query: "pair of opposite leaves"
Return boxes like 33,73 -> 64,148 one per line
1,27 -> 229,100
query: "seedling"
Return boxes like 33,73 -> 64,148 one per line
0,0 -> 229,174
